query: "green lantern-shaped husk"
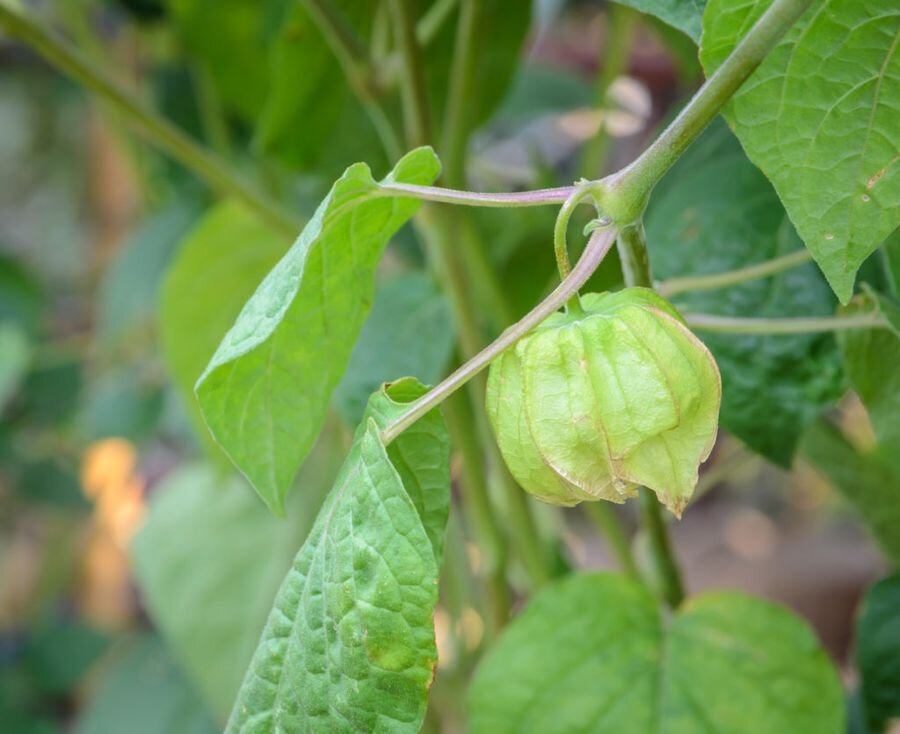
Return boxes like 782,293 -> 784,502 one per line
487,288 -> 721,517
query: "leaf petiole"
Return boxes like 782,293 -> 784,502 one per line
685,312 -> 888,335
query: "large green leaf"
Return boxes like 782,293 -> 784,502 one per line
131,436 -> 341,719
700,0 -> 900,303
74,636 -> 217,734
801,419 -> 900,566
612,0 -> 706,41
335,272 -> 454,425
226,379 -> 449,733
159,201 -> 289,455
196,147 -> 440,514
469,573 -> 843,734
839,291 -> 900,449
647,121 -> 843,464
856,573 -> 900,732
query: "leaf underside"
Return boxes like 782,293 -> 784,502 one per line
226,379 -> 449,734
196,147 -> 441,514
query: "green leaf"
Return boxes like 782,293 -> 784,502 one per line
226,379 -> 449,733
469,573 -> 844,734
838,291 -> 900,448
801,419 -> 900,566
97,201 -> 198,349
647,121 -> 844,465
74,635 -> 217,734
335,272 -> 454,425
196,147 -> 440,514
160,201 -> 289,456
131,439 -> 342,718
857,573 -> 900,732
611,0 -> 706,41
77,368 -> 164,443
700,0 -> 900,303
166,0 -> 287,121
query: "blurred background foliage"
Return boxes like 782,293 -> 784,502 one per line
0,0 -> 897,732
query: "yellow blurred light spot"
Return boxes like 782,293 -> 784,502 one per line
458,607 -> 484,652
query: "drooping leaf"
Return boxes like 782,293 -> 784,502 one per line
801,419 -> 900,566
838,291 -> 900,448
97,201 -> 198,348
159,201 -> 289,455
611,0 -> 706,41
469,573 -> 844,734
226,379 -> 449,733
196,147 -> 441,514
857,573 -> 900,732
647,121 -> 844,465
74,635 -> 217,734
335,272 -> 454,425
700,0 -> 900,302
131,436 -> 342,719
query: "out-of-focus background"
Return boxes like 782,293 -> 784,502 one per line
0,1 -> 893,732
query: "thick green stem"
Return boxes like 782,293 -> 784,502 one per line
616,222 -> 654,288
659,249 -> 813,296
686,312 -> 887,334
388,0 -> 432,147
639,488 -> 685,608
0,2 -> 300,237
596,0 -> 812,224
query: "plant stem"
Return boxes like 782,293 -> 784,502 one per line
304,0 -> 402,160
658,249 -> 813,297
639,488 -> 685,608
441,0 -> 477,186
379,0 -> 460,85
379,182 -> 576,207
616,219 -> 685,609
685,312 -> 887,334
0,2 -> 301,237
579,3 -> 639,179
388,0 -> 432,147
380,225 -> 618,444
596,0 -> 812,224
583,503 -> 638,578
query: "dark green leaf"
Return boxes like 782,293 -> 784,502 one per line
857,573 -> 900,732
25,618 -> 108,694
160,201 -> 289,456
647,122 -> 843,464
612,0 -> 706,41
74,636 -> 217,734
166,0 -> 287,121
226,379 -> 449,733
801,419 -> 900,566
0,252 -> 43,337
196,147 -> 441,514
132,437 -> 342,718
700,0 -> 900,302
0,322 -> 31,409
77,369 -> 164,443
469,573 -> 844,733
335,272 -> 454,425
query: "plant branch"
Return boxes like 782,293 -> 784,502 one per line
304,0 -> 402,160
595,0 -> 812,224
441,0 -> 477,186
380,182 -> 576,207
380,224 -> 618,444
583,503 -> 638,578
388,0 -> 431,147
639,488 -> 685,607
658,249 -> 813,297
685,312 -> 887,334
0,2 -> 301,237
379,0 -> 459,84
